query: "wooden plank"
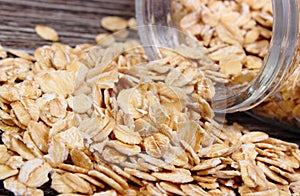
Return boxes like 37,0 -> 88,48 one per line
0,0 -> 135,51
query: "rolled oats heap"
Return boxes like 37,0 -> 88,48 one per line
0,12 -> 300,196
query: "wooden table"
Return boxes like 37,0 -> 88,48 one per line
0,0 -> 299,195
0,0 -> 134,51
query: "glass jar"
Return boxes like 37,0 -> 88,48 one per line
135,0 -> 300,129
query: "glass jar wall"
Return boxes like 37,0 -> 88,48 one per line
136,0 -> 300,129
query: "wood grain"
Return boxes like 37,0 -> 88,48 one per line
0,0 -> 135,51
0,0 -> 299,195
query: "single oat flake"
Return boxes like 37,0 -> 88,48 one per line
101,16 -> 128,31
35,25 -> 59,41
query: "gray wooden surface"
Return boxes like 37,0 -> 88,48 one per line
0,0 -> 299,195
0,0 -> 134,51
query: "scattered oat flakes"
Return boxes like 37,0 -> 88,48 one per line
128,17 -> 137,30
62,172 -> 94,194
36,70 -> 75,97
94,164 -> 129,189
35,25 -> 59,41
50,172 -> 73,194
18,158 -> 52,187
241,131 -> 269,143
93,190 -> 117,196
152,168 -> 194,183
46,137 -> 69,166
101,147 -> 127,164
75,173 -> 105,189
0,13 -> 299,195
192,158 -> 222,171
4,176 -> 29,196
107,140 -> 141,156
71,94 -> 93,114
113,124 -> 142,145
88,170 -> 124,193
70,148 -> 93,170
101,16 -> 128,31
95,33 -> 116,47
144,133 -> 170,158
58,163 -> 89,174
0,44 -> 7,58
124,167 -> 157,182
11,136 -> 35,160
159,182 -> 186,196
181,184 -> 210,196
0,165 -> 18,180
8,49 -> 35,61
111,165 -> 143,186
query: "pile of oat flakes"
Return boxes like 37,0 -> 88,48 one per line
0,4 -> 300,196
174,0 -> 300,126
